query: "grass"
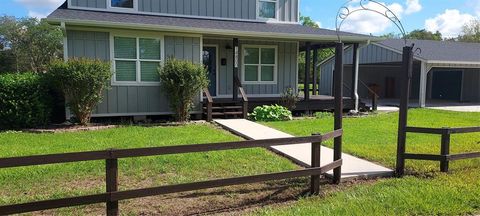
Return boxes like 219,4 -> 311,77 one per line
0,124 -> 296,214
253,109 -> 480,215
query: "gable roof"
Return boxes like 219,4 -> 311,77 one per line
378,39 -> 480,63
46,6 -> 379,43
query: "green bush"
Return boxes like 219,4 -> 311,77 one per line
0,72 -> 52,129
48,58 -> 111,125
159,58 -> 209,122
249,105 -> 293,122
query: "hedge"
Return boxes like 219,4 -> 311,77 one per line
0,72 -> 52,130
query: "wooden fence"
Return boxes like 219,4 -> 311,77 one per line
401,126 -> 480,172
0,129 -> 343,215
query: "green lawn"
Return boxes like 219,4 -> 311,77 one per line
254,109 -> 480,215
0,124 -> 296,214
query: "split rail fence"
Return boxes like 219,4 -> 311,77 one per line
0,129 -> 343,215
402,126 -> 480,172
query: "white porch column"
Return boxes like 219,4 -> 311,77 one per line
353,45 -> 360,111
419,62 -> 428,107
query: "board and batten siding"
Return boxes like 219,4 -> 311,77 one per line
319,43 -> 404,95
70,0 -> 299,22
67,30 -> 201,117
70,0 -> 107,8
203,39 -> 298,96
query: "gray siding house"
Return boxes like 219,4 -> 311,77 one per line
320,39 -> 480,107
47,0 -> 377,118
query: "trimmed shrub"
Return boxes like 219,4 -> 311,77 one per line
249,105 -> 293,122
159,58 -> 209,122
48,58 -> 112,125
0,72 -> 52,129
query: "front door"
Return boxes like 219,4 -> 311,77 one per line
203,46 -> 217,96
432,70 -> 462,101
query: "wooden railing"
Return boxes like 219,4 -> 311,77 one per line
0,130 -> 343,215
203,88 -> 214,122
402,126 -> 480,172
235,76 -> 249,118
358,80 -> 379,111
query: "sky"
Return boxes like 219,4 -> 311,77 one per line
0,0 -> 479,38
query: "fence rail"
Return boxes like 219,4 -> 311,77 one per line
402,126 -> 480,172
0,129 -> 343,215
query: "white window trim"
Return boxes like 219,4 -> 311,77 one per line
241,45 -> 278,85
257,0 -> 279,21
110,32 -> 165,86
107,0 -> 138,12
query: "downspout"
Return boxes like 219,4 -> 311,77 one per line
353,44 -> 360,112
60,22 -> 71,120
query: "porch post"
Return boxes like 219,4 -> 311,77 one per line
333,42 -> 344,184
304,42 -> 311,101
419,62 -> 428,108
351,43 -> 360,111
233,38 -> 239,101
312,48 -> 318,95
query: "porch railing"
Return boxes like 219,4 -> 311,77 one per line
203,88 -> 214,122
234,76 -> 249,118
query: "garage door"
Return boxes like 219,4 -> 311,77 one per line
431,70 -> 462,101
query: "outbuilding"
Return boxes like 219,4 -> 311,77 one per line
319,39 -> 480,108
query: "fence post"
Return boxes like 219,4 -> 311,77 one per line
106,150 -> 119,216
440,128 -> 451,172
310,134 -> 322,195
333,42 -> 344,184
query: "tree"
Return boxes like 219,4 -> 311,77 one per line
298,15 -> 332,85
406,29 -> 443,41
300,15 -> 320,28
0,16 -> 63,73
380,32 -> 402,39
458,19 -> 480,43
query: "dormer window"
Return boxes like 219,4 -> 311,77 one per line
258,0 -> 277,19
111,0 -> 133,9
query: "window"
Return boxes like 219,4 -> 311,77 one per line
258,0 -> 277,19
242,46 -> 277,84
111,0 -> 134,8
113,36 -> 162,84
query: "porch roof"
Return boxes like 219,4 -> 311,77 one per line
46,6 -> 379,43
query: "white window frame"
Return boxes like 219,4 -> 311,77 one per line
107,0 -> 138,12
111,33 -> 165,86
241,45 -> 278,85
257,0 -> 279,21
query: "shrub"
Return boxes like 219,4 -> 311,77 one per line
280,88 -> 300,111
314,111 -> 333,119
48,58 -> 112,125
0,72 -> 52,129
159,58 -> 209,122
249,105 -> 293,122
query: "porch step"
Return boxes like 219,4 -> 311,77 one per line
203,106 -> 243,110
202,100 -> 247,120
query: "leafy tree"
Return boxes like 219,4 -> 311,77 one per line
48,58 -> 112,125
380,32 -> 402,39
159,58 -> 209,122
406,29 -> 443,41
0,16 -> 63,73
458,19 -> 480,42
298,15 -> 332,84
300,15 -> 320,28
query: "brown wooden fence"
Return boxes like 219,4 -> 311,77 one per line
0,129 -> 343,215
401,126 -> 480,172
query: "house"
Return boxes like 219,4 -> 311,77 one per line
46,0 -> 378,119
319,39 -> 480,108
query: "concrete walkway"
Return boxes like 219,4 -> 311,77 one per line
214,119 -> 393,181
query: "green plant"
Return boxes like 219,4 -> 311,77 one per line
0,72 -> 52,129
249,105 -> 293,122
159,58 -> 209,122
314,111 -> 333,119
48,58 -> 112,125
280,88 -> 300,111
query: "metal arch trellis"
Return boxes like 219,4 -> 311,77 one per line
335,0 -> 408,45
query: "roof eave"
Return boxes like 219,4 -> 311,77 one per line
46,17 -> 379,43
